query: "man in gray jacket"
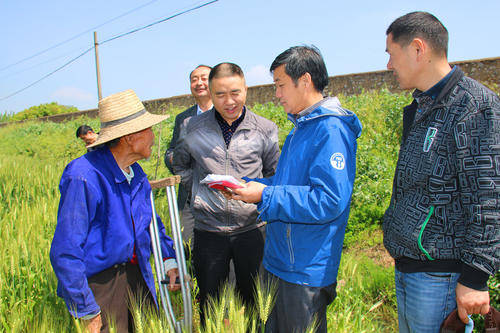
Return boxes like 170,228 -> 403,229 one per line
173,62 -> 280,324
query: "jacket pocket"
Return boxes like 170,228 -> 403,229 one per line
418,206 -> 435,260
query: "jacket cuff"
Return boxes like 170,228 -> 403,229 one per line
458,264 -> 490,291
70,302 -> 101,319
80,311 -> 101,320
164,150 -> 174,174
256,186 -> 273,217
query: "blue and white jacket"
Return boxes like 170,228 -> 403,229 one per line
248,97 -> 362,287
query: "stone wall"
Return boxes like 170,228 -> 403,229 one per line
1,56 -> 498,127
324,56 -> 499,96
246,57 -> 499,103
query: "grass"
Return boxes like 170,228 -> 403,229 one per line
0,149 -> 398,332
1,88 -> 498,332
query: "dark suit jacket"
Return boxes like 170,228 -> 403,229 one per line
165,105 -> 198,210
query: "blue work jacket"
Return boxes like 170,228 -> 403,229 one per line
50,147 -> 175,318
249,97 -> 362,287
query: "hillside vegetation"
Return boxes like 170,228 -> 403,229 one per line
0,102 -> 78,123
0,89 -> 497,332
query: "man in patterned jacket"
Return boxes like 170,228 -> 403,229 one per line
383,11 -> 499,332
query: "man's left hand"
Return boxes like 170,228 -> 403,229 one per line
456,282 -> 490,324
166,268 -> 181,291
231,181 -> 266,203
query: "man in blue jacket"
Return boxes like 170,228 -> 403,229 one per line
232,46 -> 362,332
50,90 -> 180,333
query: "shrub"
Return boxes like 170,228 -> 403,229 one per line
9,102 -> 78,122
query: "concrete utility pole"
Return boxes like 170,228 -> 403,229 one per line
93,31 -> 102,101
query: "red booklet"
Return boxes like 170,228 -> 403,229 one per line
207,180 -> 244,190
200,174 -> 244,191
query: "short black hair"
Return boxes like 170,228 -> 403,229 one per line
387,11 -> 448,57
270,45 -> 328,93
189,64 -> 212,81
76,125 -> 94,139
208,63 -> 244,84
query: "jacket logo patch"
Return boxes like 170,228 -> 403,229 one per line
423,127 -> 438,152
330,153 -> 345,170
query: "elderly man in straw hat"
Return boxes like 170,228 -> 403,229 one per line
50,89 -> 180,333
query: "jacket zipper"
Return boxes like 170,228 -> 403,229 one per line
224,148 -> 229,227
287,126 -> 297,157
418,206 -> 435,260
393,100 -> 438,207
284,126 -> 298,266
286,224 -> 295,265
224,125 -> 241,228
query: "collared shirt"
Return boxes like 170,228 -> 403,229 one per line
215,107 -> 246,147
197,103 -> 213,115
424,66 -> 456,100
414,66 -> 457,117
121,167 -> 134,184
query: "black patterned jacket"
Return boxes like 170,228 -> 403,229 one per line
383,67 -> 500,290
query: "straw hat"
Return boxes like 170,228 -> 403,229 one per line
87,89 -> 168,148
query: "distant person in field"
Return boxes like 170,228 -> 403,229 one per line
229,46 -> 362,333
164,65 -> 213,244
50,90 -> 180,333
382,12 -> 500,332
172,62 -> 280,325
76,124 -> 98,151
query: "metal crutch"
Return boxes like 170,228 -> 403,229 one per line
149,175 -> 192,333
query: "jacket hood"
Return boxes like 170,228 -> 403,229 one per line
291,97 -> 362,139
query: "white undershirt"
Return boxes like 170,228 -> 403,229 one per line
197,103 -> 213,115
121,167 -> 134,184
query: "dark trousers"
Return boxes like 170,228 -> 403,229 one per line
88,262 -> 155,333
180,204 -> 195,245
193,227 -> 265,325
264,270 -> 337,333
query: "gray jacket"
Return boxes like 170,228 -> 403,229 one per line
173,107 -> 280,234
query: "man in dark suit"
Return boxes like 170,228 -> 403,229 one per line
165,65 -> 212,244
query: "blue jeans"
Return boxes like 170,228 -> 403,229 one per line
395,269 -> 462,333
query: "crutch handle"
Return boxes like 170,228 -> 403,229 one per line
150,175 -> 181,189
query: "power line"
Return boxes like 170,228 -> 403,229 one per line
0,0 -> 160,73
0,46 -> 90,80
0,47 -> 94,102
0,0 -> 218,102
99,1 -> 207,43
101,0 -> 218,44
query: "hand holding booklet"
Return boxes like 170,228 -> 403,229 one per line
200,174 -> 245,191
